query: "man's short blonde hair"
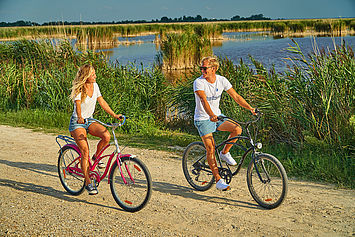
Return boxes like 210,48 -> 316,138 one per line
200,56 -> 219,70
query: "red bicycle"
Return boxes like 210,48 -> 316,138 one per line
56,116 -> 152,212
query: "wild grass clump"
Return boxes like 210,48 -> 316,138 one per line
0,39 -> 170,134
157,26 -> 213,70
288,22 -> 306,33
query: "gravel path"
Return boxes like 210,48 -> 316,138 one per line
0,125 -> 354,236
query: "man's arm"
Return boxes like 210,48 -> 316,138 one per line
195,90 -> 219,122
226,88 -> 256,115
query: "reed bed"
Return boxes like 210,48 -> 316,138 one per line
1,18 -> 353,40
0,38 -> 354,187
0,39 -> 170,134
157,26 -> 214,70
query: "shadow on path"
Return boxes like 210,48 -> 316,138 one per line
0,159 -> 57,178
0,178 -> 126,212
152,180 -> 261,210
0,159 -> 261,210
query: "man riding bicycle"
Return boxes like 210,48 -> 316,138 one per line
193,56 -> 256,191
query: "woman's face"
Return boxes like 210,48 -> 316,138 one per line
86,69 -> 96,83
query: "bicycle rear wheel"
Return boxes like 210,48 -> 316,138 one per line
58,146 -> 85,195
182,142 -> 214,191
109,156 -> 152,212
247,153 -> 288,209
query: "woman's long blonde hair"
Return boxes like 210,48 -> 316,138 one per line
70,64 -> 95,102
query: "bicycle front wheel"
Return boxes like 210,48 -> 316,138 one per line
109,156 -> 152,212
247,153 -> 288,209
58,146 -> 85,195
182,142 -> 214,191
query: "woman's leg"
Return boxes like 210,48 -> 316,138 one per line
217,120 -> 242,154
201,134 -> 221,181
88,122 -> 111,158
70,128 -> 91,186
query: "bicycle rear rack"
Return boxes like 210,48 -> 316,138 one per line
56,135 -> 76,151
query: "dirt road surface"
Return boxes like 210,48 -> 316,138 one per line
0,125 -> 354,236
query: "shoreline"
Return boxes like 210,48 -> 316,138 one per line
1,29 -> 354,42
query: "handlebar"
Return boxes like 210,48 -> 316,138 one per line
217,108 -> 262,126
86,115 -> 126,128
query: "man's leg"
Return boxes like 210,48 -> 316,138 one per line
201,134 -> 221,181
217,120 -> 242,154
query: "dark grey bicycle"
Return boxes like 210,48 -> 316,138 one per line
182,110 -> 288,209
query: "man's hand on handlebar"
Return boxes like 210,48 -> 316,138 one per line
250,108 -> 258,116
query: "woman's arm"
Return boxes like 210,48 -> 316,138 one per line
226,88 -> 256,115
74,100 -> 85,124
97,96 -> 122,119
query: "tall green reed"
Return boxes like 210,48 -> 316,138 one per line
0,39 -> 171,134
157,26 -> 213,70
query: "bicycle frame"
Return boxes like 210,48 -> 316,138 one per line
214,112 -> 276,184
56,116 -> 135,185
190,112 -> 263,178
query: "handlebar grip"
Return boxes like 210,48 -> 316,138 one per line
119,115 -> 126,126
254,108 -> 263,116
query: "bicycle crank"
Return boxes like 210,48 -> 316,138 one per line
219,168 -> 233,184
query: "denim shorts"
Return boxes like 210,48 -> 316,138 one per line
68,116 -> 95,132
194,117 -> 226,137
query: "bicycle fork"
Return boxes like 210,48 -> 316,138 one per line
115,155 -> 136,185
253,154 -> 271,184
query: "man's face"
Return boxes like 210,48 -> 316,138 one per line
200,61 -> 215,80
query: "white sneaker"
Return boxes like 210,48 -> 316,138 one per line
220,151 -> 237,166
216,179 -> 230,191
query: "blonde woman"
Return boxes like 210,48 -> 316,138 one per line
69,64 -> 121,195
193,56 -> 256,191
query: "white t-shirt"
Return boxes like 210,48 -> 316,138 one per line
193,75 -> 232,121
72,83 -> 102,119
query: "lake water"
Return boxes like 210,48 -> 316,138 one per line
100,32 -> 355,72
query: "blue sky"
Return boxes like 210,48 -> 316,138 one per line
0,0 -> 354,23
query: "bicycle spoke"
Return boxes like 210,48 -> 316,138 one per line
58,146 -> 85,195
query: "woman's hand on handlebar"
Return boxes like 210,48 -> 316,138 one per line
113,114 -> 123,120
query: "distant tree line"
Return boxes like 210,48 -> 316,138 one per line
0,14 -> 271,27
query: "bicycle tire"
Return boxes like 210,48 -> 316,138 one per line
182,142 -> 214,191
247,153 -> 288,209
109,156 -> 152,212
58,146 -> 85,195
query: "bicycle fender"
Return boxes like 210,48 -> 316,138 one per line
62,144 -> 80,154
